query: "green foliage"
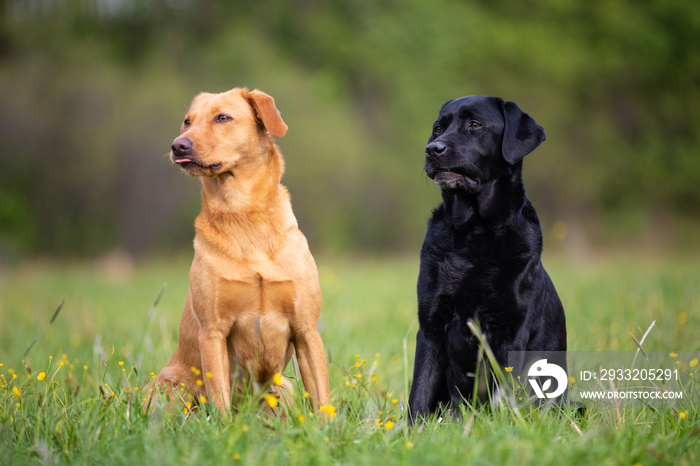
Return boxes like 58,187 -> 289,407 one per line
1,0 -> 699,257
0,256 -> 699,464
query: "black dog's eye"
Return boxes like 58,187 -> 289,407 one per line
469,121 -> 482,129
434,125 -> 443,135
215,114 -> 232,123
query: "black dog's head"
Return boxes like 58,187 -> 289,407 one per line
425,96 -> 545,193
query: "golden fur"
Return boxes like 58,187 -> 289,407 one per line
153,88 -> 330,414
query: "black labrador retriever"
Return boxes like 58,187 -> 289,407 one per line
408,96 -> 567,423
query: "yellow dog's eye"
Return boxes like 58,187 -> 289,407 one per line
215,114 -> 232,123
469,121 -> 482,129
183,118 -> 190,127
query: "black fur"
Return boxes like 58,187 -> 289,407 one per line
408,96 -> 567,423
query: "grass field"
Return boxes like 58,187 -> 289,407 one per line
1,254 -> 699,465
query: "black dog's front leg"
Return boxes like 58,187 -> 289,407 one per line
408,328 -> 448,425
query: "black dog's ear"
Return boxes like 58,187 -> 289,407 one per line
499,100 -> 546,165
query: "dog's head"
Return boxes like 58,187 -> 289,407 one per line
425,96 -> 545,193
170,88 -> 288,177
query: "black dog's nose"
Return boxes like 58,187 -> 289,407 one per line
171,137 -> 193,156
426,141 -> 447,159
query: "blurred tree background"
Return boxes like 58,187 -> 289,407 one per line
0,0 -> 698,260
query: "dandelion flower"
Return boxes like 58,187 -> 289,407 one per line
233,453 -> 241,460
83,365 -> 88,370
196,379 -> 203,386
324,436 -> 329,442
320,404 -> 337,417
679,411 -> 687,420
297,415 -> 306,422
392,398 -> 398,404
505,367 -> 513,373
206,372 -> 213,378
272,373 -> 283,386
355,354 -> 361,359
357,374 -> 362,379
690,359 -> 698,368
119,361 -> 124,366
385,420 -> 395,429
670,353 -> 678,359
12,386 -> 21,397
199,395 -> 207,403
355,363 -> 362,368
303,392 -> 309,399
568,376 -> 575,384
406,442 -> 414,449
37,372 -> 46,381
264,394 -> 278,408
190,366 -> 201,376
375,353 -> 381,358
372,376 -> 378,383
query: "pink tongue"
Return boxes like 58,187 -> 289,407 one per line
175,158 -> 191,164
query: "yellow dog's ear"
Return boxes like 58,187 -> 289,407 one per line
244,89 -> 288,138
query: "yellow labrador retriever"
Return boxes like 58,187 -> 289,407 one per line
153,87 -> 330,414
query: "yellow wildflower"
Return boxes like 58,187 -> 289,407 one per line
119,361 -> 124,366
679,411 -> 687,420
242,424 -> 249,432
678,312 -> 687,324
569,376 -> 575,384
196,379 -> 203,386
355,354 -> 361,359
37,371 -> 46,381
406,442 -> 414,449
297,415 -> 306,423
12,386 -> 21,397
320,404 -> 337,418
690,359 -> 698,368
264,394 -> 278,408
199,395 -> 207,403
375,353 -> 381,358
206,372 -> 213,378
385,420 -> 395,430
392,398 -> 398,404
233,453 -> 241,460
273,373 -> 283,385
670,353 -> 678,359
303,392 -> 309,398
505,367 -> 513,373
